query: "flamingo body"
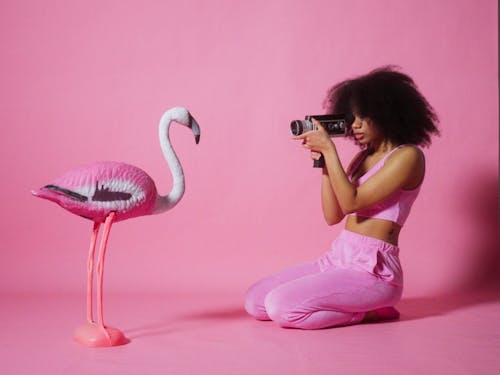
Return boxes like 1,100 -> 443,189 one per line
32,161 -> 158,223
31,107 -> 200,347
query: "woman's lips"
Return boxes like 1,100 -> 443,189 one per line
354,133 -> 364,140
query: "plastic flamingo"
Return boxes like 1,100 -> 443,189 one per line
32,107 -> 200,347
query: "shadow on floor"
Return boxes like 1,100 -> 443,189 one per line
124,305 -> 248,340
398,287 -> 500,321
180,307 -> 248,320
123,288 -> 500,339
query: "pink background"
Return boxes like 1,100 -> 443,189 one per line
1,0 -> 498,298
1,1 -> 498,373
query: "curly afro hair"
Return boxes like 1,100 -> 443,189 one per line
324,66 -> 440,147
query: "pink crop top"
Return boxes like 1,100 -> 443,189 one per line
349,145 -> 422,226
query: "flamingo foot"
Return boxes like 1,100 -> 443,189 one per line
73,322 -> 129,347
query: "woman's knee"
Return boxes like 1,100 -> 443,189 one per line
244,282 -> 270,320
263,288 -> 297,327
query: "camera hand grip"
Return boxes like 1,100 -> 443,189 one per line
313,154 -> 325,168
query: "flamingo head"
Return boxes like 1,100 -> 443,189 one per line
164,107 -> 201,144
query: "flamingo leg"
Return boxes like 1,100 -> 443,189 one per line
86,222 -> 100,323
96,212 -> 116,332
74,211 -> 128,347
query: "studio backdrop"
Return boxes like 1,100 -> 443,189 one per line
1,0 -> 497,298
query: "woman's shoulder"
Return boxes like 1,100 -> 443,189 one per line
385,145 -> 426,188
387,144 -> 425,165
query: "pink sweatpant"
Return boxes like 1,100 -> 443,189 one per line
245,230 -> 403,329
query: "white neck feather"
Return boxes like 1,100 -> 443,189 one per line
153,112 -> 185,214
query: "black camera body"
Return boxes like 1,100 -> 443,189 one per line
290,114 -> 351,137
290,113 -> 353,168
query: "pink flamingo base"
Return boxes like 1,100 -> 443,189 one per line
32,107 -> 200,347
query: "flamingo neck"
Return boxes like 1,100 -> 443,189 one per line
153,115 -> 185,214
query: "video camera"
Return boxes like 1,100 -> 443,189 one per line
290,113 -> 353,167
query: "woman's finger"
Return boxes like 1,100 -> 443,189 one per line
292,130 -> 316,140
311,118 -> 324,130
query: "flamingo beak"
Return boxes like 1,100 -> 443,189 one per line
190,116 -> 201,144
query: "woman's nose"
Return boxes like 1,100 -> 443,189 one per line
351,120 -> 361,129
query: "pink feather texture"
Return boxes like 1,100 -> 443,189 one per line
32,161 -> 158,223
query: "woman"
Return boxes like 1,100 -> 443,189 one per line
245,66 -> 440,329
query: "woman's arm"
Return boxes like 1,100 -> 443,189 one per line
315,150 -> 365,225
294,124 -> 424,215
320,166 -> 344,225
322,145 -> 423,214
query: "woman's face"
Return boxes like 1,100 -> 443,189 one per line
350,115 -> 383,146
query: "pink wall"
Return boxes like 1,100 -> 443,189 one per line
1,0 -> 497,298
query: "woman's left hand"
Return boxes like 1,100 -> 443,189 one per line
292,118 -> 335,154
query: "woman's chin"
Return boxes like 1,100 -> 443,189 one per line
357,138 -> 368,145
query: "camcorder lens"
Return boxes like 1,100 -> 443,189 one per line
290,120 -> 313,135
290,120 -> 302,136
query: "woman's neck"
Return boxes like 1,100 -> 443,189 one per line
368,137 -> 400,154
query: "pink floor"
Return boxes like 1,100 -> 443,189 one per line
2,288 -> 499,374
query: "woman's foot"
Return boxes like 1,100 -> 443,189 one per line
363,306 -> 400,322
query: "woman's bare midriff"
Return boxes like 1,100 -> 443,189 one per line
345,215 -> 401,246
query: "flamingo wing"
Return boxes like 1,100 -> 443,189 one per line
33,161 -> 158,223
